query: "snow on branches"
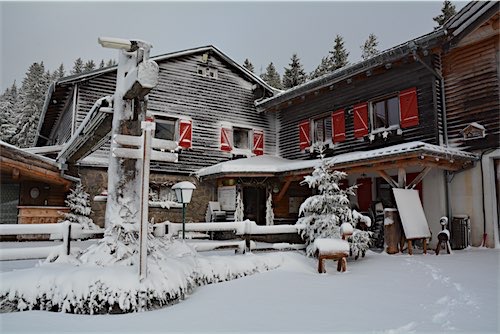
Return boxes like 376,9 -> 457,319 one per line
296,144 -> 372,257
61,183 -> 98,230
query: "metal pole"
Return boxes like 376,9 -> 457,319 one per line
139,120 -> 153,281
182,203 -> 186,240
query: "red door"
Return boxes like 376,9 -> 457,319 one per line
356,178 -> 372,212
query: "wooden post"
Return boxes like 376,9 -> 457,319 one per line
62,221 -> 71,256
139,120 -> 153,281
408,239 -> 413,255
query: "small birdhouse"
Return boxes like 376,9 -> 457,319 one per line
461,122 -> 486,141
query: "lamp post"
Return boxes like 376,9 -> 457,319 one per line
172,181 -> 196,239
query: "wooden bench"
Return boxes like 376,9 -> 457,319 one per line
314,238 -> 350,273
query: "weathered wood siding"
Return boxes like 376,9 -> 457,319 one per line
276,57 -> 440,160
72,53 -> 275,173
443,35 -> 499,151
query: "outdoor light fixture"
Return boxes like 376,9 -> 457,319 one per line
98,37 -> 132,51
172,181 -> 196,239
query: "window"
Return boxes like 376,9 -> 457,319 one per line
313,116 -> 332,143
197,66 -> 218,79
372,96 -> 399,130
233,127 -> 250,149
155,118 -> 176,141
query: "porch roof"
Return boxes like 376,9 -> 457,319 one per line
195,141 -> 478,179
0,141 -> 75,188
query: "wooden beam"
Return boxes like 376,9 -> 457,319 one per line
12,168 -> 20,180
377,170 -> 398,188
407,167 -> 432,189
0,156 -> 72,187
398,168 -> 406,188
276,179 -> 292,202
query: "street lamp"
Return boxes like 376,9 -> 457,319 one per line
172,181 -> 196,239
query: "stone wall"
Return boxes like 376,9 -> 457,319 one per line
78,167 -> 216,228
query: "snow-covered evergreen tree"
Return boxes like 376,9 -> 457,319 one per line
83,60 -> 96,73
10,62 -> 49,148
266,191 -> 274,226
329,34 -> 350,71
433,0 -> 456,27
62,183 -> 98,230
361,33 -> 380,60
99,59 -> 105,68
282,54 -> 307,89
106,59 -> 117,67
71,58 -> 84,75
54,63 -> 65,80
0,83 -> 19,143
296,144 -> 371,257
234,192 -> 244,221
243,58 -> 254,73
309,56 -> 333,80
260,62 -> 282,89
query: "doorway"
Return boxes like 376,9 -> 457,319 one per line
243,187 -> 266,225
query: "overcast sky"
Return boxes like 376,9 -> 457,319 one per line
1,1 -> 466,91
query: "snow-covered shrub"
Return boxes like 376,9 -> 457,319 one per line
0,241 -> 281,314
61,183 -> 98,230
296,144 -> 371,257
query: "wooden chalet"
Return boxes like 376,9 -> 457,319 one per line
0,141 -> 74,225
33,1 -> 497,248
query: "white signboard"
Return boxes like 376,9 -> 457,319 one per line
393,188 -> 431,239
218,186 -> 236,211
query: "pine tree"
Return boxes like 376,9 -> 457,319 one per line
54,63 -> 65,79
0,82 -> 19,143
243,58 -> 254,73
296,144 -> 371,257
329,34 -> 350,71
282,54 -> 307,89
83,60 -> 96,73
61,183 -> 98,230
260,62 -> 282,89
99,60 -> 105,68
309,56 -> 333,80
106,59 -> 117,67
433,1 -> 456,27
10,62 -> 49,148
71,58 -> 84,75
361,33 -> 380,60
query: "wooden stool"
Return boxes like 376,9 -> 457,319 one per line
314,238 -> 350,273
317,251 -> 349,273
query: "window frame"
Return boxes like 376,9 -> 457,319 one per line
154,117 -> 177,142
312,114 -> 333,145
370,93 -> 401,133
232,127 -> 252,150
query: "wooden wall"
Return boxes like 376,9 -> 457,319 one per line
65,52 -> 276,174
443,34 -> 499,151
276,57 -> 440,160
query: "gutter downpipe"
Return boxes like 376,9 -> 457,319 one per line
411,45 -> 452,220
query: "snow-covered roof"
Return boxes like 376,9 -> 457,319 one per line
195,155 -> 319,178
444,1 -> 498,38
195,141 -> 478,178
0,140 -> 60,168
327,141 -> 478,167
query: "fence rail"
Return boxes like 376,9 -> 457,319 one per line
0,223 -> 103,261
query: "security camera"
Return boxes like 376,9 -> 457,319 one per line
439,216 -> 448,226
98,37 -> 132,51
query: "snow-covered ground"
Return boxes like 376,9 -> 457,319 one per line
0,243 -> 498,333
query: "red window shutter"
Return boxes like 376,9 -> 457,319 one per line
299,120 -> 311,150
399,87 -> 419,128
332,109 -> 346,143
353,103 -> 369,138
220,127 -> 232,152
252,130 -> 264,156
178,119 -> 192,149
